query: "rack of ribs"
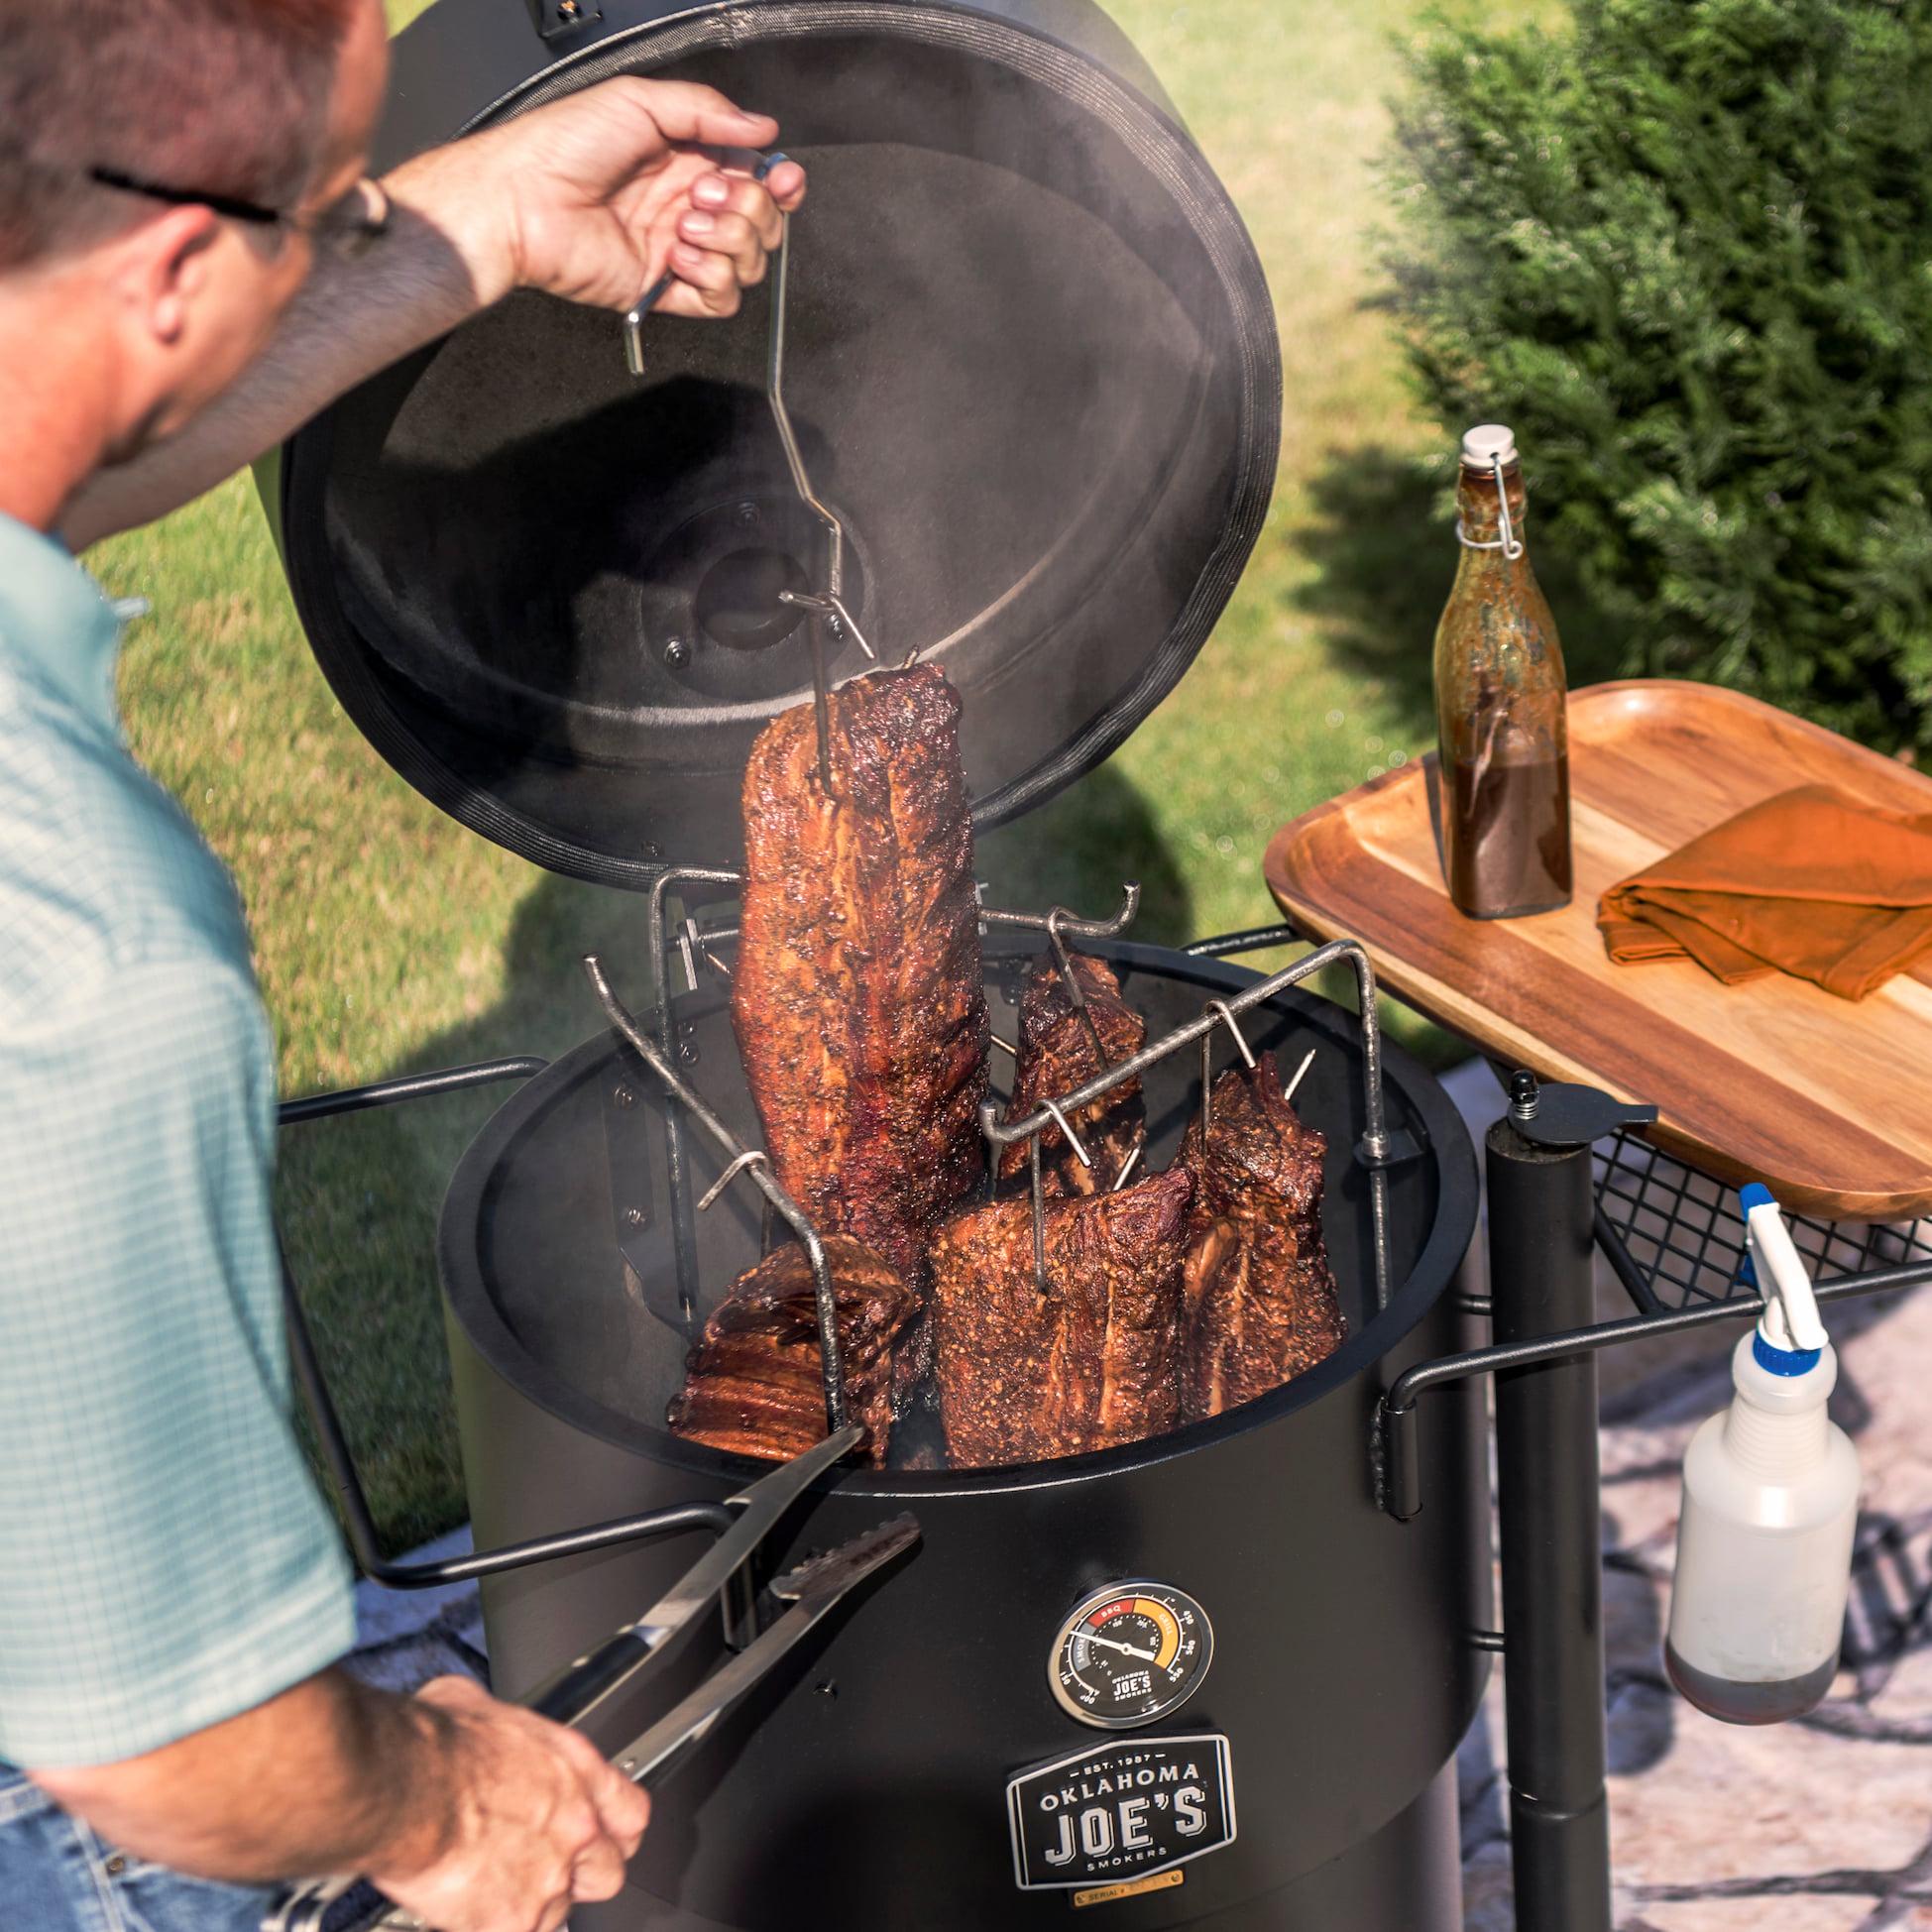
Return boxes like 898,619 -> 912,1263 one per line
997,952 -> 1147,1197
930,1166 -> 1193,1467
666,1238 -> 920,1467
1176,1054 -> 1346,1420
732,664 -> 989,1315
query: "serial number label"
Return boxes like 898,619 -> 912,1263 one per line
1007,1735 -> 1235,1891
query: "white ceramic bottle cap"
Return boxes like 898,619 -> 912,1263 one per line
1460,422 -> 1519,468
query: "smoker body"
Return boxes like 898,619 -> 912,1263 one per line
264,3 -> 1494,1921
438,946 -> 1488,1929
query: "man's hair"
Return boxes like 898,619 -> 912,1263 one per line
0,0 -> 362,271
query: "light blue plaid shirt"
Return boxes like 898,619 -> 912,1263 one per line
0,512 -> 353,1768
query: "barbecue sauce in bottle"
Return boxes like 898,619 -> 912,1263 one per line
1432,423 -> 1572,918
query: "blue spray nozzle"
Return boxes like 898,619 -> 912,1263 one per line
1738,1183 -> 1830,1355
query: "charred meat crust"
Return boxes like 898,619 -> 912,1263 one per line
997,952 -> 1148,1197
667,1237 -> 919,1467
931,1167 -> 1193,1468
1176,1054 -> 1345,1419
732,666 -> 989,1314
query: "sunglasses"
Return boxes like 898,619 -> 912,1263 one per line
88,165 -> 390,258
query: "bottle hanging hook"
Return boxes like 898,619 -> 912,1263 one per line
1454,453 -> 1525,560
1492,452 -> 1525,560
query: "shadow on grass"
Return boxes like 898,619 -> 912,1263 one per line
280,764 -> 1190,1546
976,762 -> 1193,944
1286,444 -> 1634,738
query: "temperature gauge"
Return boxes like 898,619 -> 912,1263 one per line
1049,1581 -> 1213,1729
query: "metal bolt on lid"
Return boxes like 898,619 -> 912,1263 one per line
1460,422 -> 1519,469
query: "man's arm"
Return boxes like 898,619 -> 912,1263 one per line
35,1667 -> 648,1930
0,955 -> 646,1931
61,77 -> 806,549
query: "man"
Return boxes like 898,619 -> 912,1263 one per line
0,2 -> 805,1926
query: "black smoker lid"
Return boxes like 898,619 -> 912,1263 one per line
271,0 -> 1281,883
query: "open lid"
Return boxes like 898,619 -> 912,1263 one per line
272,0 -> 1281,882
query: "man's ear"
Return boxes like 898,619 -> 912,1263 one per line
117,205 -> 223,346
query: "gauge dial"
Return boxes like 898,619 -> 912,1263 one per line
1049,1581 -> 1213,1730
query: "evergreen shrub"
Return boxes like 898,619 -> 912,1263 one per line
1387,0 -> 1932,753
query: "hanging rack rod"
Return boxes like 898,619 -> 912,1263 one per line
583,953 -> 849,1433
977,938 -> 1409,1310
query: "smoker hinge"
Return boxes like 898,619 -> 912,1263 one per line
525,0 -> 602,42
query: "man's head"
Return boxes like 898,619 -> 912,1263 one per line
0,0 -> 389,469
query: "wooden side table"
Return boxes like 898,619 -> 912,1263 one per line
1263,679 -> 1932,1222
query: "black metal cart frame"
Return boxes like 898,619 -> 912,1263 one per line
1363,1043 -> 1932,1932
278,923 -> 1932,1930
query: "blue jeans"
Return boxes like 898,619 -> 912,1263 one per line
0,1766 -> 272,1932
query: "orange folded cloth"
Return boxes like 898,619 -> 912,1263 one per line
1598,783 -> 1932,1000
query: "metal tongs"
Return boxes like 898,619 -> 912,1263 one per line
267,1427 -> 917,1932
624,149 -> 872,795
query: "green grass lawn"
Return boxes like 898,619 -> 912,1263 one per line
90,0 -> 1581,1548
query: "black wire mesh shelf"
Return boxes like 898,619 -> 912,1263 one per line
1593,1129 -> 1932,1313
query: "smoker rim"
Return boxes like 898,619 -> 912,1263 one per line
436,940 -> 1480,1500
274,0 -> 1283,889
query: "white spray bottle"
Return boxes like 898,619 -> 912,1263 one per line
1663,1184 -> 1861,1724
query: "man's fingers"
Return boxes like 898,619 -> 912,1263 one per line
762,157 -> 807,213
569,1832 -> 631,1904
690,170 -> 785,251
594,1762 -> 650,1856
666,241 -> 742,314
550,1722 -> 651,1855
678,208 -> 768,284
605,75 -> 778,153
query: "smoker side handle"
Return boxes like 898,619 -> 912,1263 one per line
283,1242 -> 736,1586
277,1057 -> 550,1125
1181,922 -> 1301,958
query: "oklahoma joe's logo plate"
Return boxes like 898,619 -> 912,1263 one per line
1007,1734 -> 1235,1891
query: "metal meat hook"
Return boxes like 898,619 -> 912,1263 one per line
624,152 -> 866,797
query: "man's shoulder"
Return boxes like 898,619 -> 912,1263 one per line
0,698 -> 255,1028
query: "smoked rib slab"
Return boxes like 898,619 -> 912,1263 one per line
931,1167 -> 1193,1468
1176,1054 -> 1345,1420
666,1238 -> 919,1467
997,952 -> 1147,1197
732,665 -> 989,1308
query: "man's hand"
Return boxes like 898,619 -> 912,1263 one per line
33,1666 -> 647,1932
373,1676 -> 649,1932
391,76 -> 808,318
62,76 -> 804,543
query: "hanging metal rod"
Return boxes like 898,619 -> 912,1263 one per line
653,878 -> 1145,987
977,937 -> 1408,1310
583,954 -> 849,1432
978,881 -> 1141,939
648,866 -> 741,1321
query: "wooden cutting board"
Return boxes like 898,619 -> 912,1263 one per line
1263,680 -> 1932,1220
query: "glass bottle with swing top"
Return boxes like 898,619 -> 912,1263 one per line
1432,423 -> 1573,919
